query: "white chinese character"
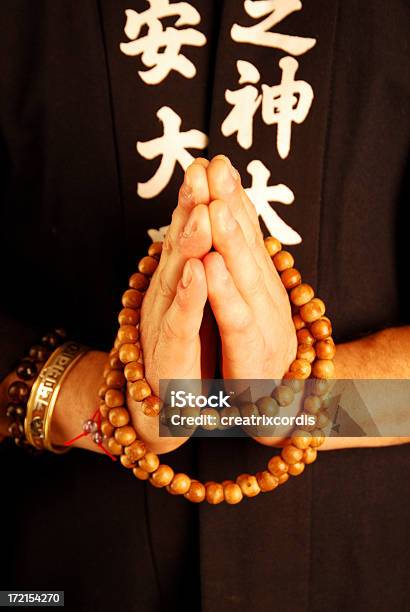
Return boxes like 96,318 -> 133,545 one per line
120,1 -> 207,84
231,0 -> 316,55
137,106 -> 208,199
148,225 -> 169,242
222,57 -> 313,159
221,60 -> 262,150
245,159 -> 301,244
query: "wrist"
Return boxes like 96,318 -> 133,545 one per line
50,350 -> 107,452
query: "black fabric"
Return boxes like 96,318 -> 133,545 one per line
1,1 -> 409,611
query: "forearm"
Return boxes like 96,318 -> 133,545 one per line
322,326 -> 410,449
334,326 -> 410,378
0,350 -> 107,452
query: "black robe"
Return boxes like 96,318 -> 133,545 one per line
1,1 -> 409,610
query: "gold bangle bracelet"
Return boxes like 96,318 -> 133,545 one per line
25,341 -> 89,453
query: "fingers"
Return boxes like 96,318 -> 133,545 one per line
160,258 -> 207,354
207,155 -> 262,243
207,154 -> 284,300
164,159 -> 211,250
147,159 -> 212,319
203,252 -> 250,334
151,203 -> 212,321
208,199 -> 272,312
203,252 -> 264,359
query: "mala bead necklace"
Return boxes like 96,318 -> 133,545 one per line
97,237 -> 335,505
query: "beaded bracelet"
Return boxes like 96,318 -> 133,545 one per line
5,330 -> 67,449
96,236 -> 335,505
26,341 -> 89,452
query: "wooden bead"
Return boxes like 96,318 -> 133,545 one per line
120,454 -> 136,469
296,344 -> 316,363
142,395 -> 161,417
264,236 -> 281,257
296,328 -> 315,346
122,289 -> 143,309
109,350 -> 122,369
108,407 -> 129,427
236,474 -> 261,497
138,256 -> 158,276
224,483 -> 244,504
100,419 -> 114,437
272,384 -> 294,406
278,473 -> 289,485
256,397 -> 279,418
300,298 -> 326,323
129,272 -> 149,291
125,439 -> 146,462
310,379 -> 331,396
105,389 -> 125,408
150,464 -> 174,488
129,380 -> 152,402
300,412 -> 317,432
133,467 -> 150,480
281,445 -> 304,465
310,317 -> 332,341
303,394 -> 322,415
282,378 -> 304,393
315,338 -> 336,360
281,267 -> 301,290
119,343 -> 140,364
289,359 -> 311,379
114,337 -> 122,350
114,425 -> 137,446
106,436 -> 123,455
316,410 -> 330,429
169,473 -> 191,495
268,455 -> 289,477
16,360 -> 37,380
29,345 -> 49,362
288,462 -> 305,476
291,430 -> 311,450
200,408 -> 220,431
124,361 -> 144,382
106,370 -> 126,389
98,384 -> 108,400
273,250 -> 294,272
118,325 -> 139,344
303,447 -> 317,464
205,482 -> 224,505
310,430 -> 325,448
8,381 -> 29,401
292,313 -> 306,330
138,452 -> 160,473
290,283 -> 314,307
256,471 -> 279,492
118,308 -> 140,326
184,481 -> 206,503
99,403 -> 109,418
148,241 -> 163,258
240,403 -> 259,419
312,359 -> 335,379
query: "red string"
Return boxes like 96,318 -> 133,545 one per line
63,406 -> 117,461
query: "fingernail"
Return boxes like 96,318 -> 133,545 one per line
220,159 -> 238,193
182,216 -> 197,238
230,164 -> 240,182
179,182 -> 193,208
181,261 -> 192,288
220,205 -> 237,233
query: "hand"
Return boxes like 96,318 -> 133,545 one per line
203,156 -> 297,380
129,159 -> 217,453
